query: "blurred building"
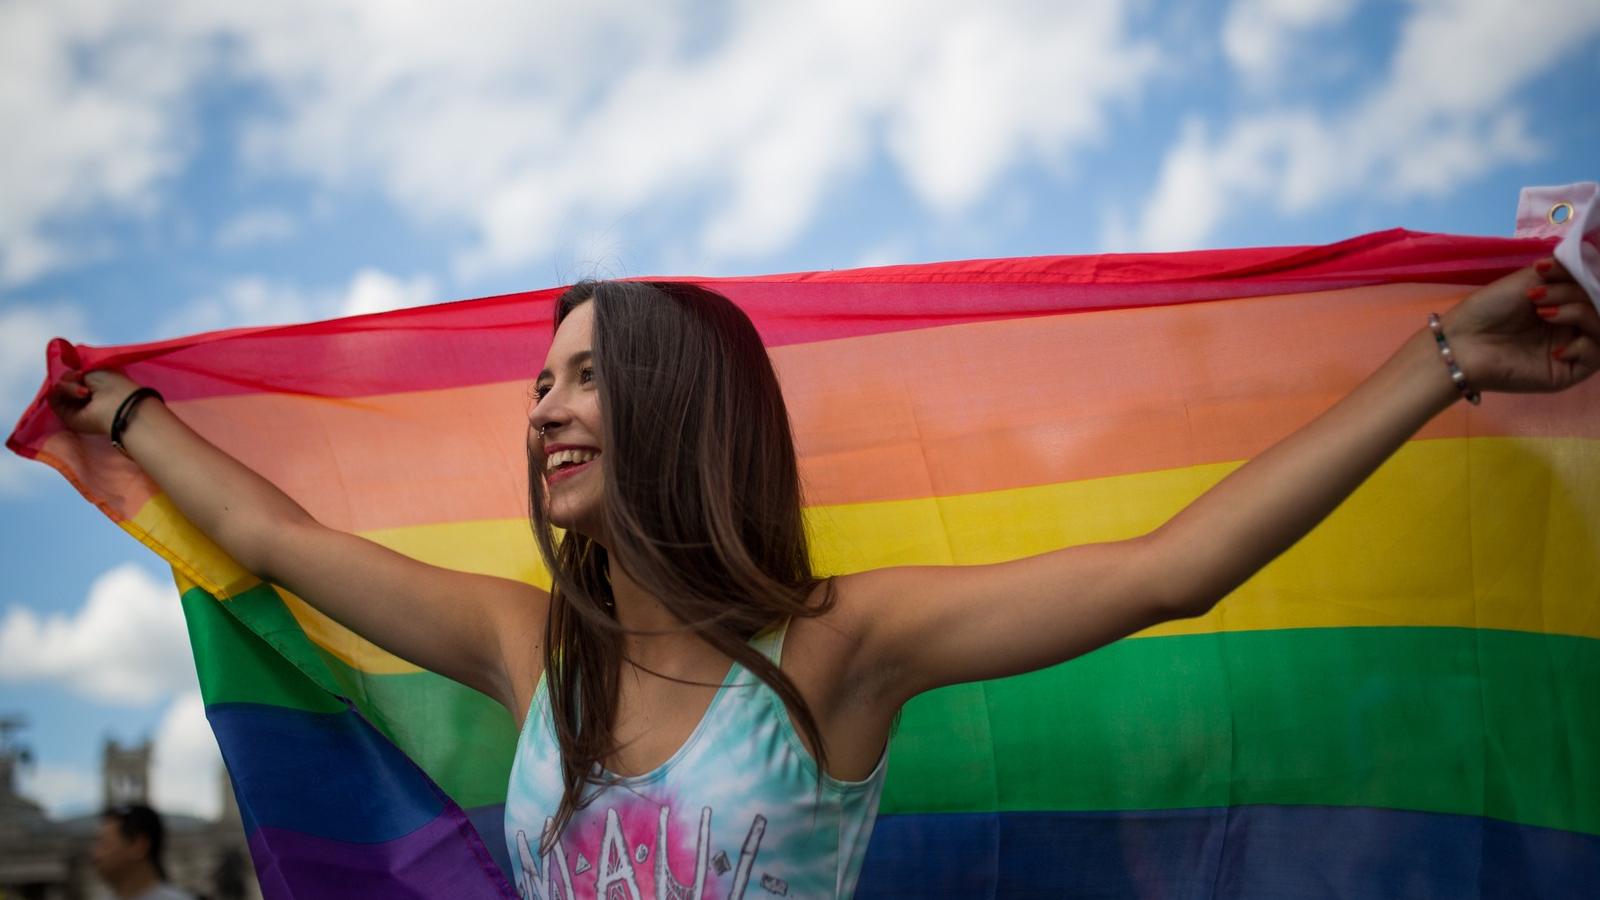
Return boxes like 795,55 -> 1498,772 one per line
0,720 -> 258,900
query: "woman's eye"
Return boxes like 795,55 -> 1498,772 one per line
532,384 -> 551,402
579,367 -> 594,384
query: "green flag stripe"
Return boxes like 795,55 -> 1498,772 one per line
182,584 -> 515,807
183,586 -> 1599,835
886,626 -> 1600,836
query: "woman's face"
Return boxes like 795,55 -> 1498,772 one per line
531,301 -> 605,537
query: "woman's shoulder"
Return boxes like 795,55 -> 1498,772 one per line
779,574 -> 903,780
782,574 -> 884,688
795,569 -> 893,634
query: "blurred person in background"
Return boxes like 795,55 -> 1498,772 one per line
92,805 -> 195,900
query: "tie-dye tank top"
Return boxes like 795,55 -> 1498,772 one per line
504,622 -> 888,899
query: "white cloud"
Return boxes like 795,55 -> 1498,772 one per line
441,1 -> 1158,272
214,208 -> 297,249
0,1 -> 209,285
157,276 -> 318,336
160,267 -> 437,335
885,5 -> 1154,214
0,302 -> 91,494
150,689 -> 223,820
1,562 -> 222,819
17,762 -> 99,818
0,562 -> 196,705
1,303 -> 88,414
338,267 -> 439,317
2,0 -> 1159,284
1223,0 -> 1358,79
1115,0 -> 1600,251
853,236 -> 917,270
1108,113 -> 1333,251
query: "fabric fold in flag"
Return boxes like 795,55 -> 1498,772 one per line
9,227 -> 1597,897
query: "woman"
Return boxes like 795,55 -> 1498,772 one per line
50,261 -> 1597,897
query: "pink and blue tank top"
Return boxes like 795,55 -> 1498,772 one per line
504,623 -> 888,899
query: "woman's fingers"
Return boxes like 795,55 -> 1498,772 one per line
1534,257 -> 1575,284
50,380 -> 87,406
1526,281 -> 1586,308
1554,334 -> 1598,374
51,369 -> 88,400
1527,282 -> 1600,330
47,376 -> 91,423
1576,302 -> 1600,343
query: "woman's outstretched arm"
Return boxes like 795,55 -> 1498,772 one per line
832,260 -> 1598,710
50,372 -> 546,718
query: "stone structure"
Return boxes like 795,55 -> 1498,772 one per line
99,741 -> 150,811
0,719 -> 258,900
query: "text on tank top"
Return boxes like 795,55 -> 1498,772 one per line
503,622 -> 888,899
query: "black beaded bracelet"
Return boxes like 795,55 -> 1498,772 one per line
109,387 -> 164,455
1426,313 -> 1480,406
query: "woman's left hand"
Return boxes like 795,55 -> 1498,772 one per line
1443,258 -> 1599,394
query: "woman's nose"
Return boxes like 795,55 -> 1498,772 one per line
529,391 -> 566,436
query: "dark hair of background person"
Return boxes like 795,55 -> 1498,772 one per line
103,803 -> 169,881
528,280 -> 836,848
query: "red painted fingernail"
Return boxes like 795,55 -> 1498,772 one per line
1553,345 -> 1566,360
1536,306 -> 1557,319
1526,285 -> 1547,301
1535,259 -> 1553,274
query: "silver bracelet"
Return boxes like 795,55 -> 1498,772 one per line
1426,313 -> 1480,406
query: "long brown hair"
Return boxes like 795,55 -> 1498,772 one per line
527,279 -> 834,847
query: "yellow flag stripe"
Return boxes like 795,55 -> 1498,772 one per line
133,436 -> 1600,675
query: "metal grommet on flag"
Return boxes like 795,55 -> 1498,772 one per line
1518,181 -> 1599,310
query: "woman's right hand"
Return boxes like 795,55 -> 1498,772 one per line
49,369 -> 142,437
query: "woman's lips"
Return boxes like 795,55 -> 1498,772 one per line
546,458 -> 594,486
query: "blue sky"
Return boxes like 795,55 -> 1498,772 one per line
2,0 -> 1598,819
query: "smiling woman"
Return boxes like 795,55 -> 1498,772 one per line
12,227 -> 1600,897
522,281 -> 850,881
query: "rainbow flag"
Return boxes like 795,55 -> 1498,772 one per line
9,229 -> 1598,897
